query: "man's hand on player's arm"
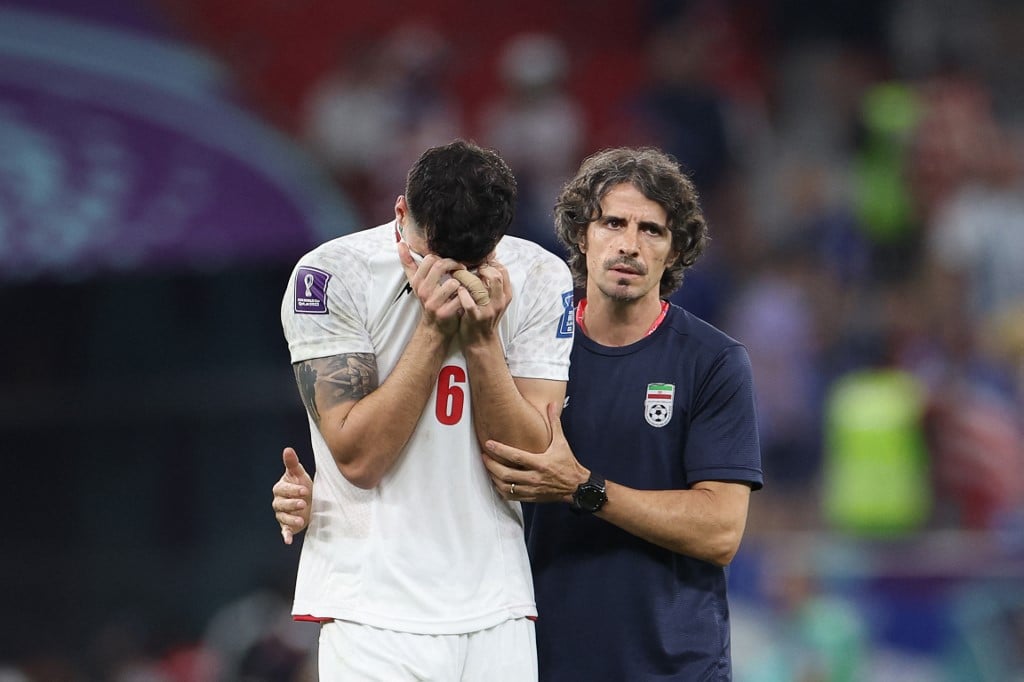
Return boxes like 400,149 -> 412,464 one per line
482,402 -> 586,504
484,403 -> 752,566
467,369 -> 565,455
272,447 -> 312,545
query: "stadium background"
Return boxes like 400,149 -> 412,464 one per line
1,0 -> 1023,679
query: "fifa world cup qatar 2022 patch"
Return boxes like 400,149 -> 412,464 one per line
294,266 -> 331,314
645,383 -> 675,427
557,290 -> 574,338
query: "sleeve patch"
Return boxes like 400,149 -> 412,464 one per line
557,290 -> 574,338
294,266 -> 331,314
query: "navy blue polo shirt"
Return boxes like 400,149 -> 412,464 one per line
526,303 -> 763,681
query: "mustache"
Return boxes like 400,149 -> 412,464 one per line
603,256 -> 647,275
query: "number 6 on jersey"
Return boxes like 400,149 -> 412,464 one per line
436,365 -> 466,425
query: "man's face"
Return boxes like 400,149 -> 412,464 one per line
581,182 -> 676,303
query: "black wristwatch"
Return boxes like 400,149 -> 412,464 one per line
570,473 -> 607,514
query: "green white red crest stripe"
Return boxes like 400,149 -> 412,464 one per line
647,383 -> 674,400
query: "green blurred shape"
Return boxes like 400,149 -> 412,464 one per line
822,368 -> 932,535
853,82 -> 922,244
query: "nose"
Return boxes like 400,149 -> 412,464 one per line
615,225 -> 641,256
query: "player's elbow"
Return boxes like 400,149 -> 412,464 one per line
330,449 -> 384,489
705,528 -> 744,567
336,460 -> 382,489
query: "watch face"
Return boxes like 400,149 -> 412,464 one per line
576,484 -> 607,512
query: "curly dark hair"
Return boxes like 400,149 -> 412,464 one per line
554,147 -> 708,298
405,140 -> 518,265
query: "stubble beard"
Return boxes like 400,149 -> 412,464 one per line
597,279 -> 644,304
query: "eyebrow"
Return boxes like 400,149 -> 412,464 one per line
602,214 -> 667,232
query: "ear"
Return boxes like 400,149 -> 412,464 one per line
578,234 -> 588,254
394,195 -> 408,222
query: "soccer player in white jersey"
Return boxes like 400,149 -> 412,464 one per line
275,140 -> 574,680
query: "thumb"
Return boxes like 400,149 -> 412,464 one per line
547,402 -> 566,441
282,447 -> 306,477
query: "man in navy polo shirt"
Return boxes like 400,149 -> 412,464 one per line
483,146 -> 763,680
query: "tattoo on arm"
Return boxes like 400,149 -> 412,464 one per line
293,353 -> 378,428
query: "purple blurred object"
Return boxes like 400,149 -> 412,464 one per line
0,3 -> 357,281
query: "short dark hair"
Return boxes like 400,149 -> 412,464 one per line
405,140 -> 518,264
554,147 -> 708,298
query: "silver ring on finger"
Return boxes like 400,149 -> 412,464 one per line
510,482 -> 516,496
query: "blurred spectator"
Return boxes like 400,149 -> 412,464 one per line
619,6 -> 732,198
914,292 -> 1024,532
925,105 -> 1024,325
301,22 -> 462,224
478,32 -> 585,256
909,68 -> 1000,228
723,239 -> 823,514
821,356 -> 933,537
852,80 -> 922,276
300,38 -> 396,219
924,371 -> 1024,530
887,0 -> 996,81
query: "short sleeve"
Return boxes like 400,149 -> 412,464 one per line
505,252 -> 575,381
281,247 -> 373,363
684,344 -> 763,489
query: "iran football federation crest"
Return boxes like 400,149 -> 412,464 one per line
645,383 -> 675,427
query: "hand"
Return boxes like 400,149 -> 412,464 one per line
272,447 -> 312,545
457,259 -> 512,346
398,241 -> 466,337
482,403 -> 589,503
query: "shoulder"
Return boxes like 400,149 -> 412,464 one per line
495,237 -> 572,300
291,223 -> 392,286
664,304 -> 752,371
666,304 -> 743,350
496,236 -> 568,271
300,223 -> 390,268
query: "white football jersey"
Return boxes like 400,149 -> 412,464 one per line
281,222 -> 575,634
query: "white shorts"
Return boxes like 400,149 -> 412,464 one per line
318,617 -> 537,681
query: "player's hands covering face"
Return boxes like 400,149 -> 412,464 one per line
456,259 -> 512,346
398,241 -> 469,337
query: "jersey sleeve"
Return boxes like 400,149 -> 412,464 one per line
505,251 -> 575,381
684,344 -> 763,489
281,246 -> 374,364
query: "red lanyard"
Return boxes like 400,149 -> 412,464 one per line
575,299 -> 669,338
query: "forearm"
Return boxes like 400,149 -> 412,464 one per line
596,481 -> 750,567
463,338 -> 551,452
324,325 -> 449,487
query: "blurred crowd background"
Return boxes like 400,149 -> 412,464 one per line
2,0 -> 1023,680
